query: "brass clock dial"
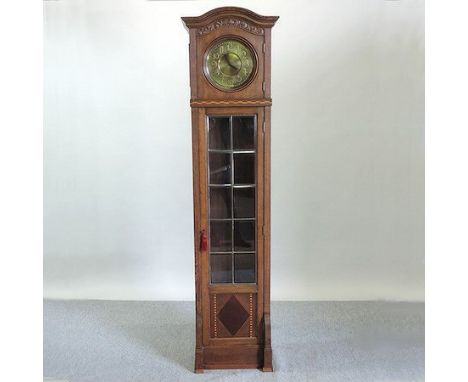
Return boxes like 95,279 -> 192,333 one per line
204,39 -> 256,91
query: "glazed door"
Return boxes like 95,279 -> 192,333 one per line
199,107 -> 264,346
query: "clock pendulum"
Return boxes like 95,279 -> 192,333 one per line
182,7 -> 279,372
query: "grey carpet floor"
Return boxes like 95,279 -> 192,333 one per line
43,300 -> 424,382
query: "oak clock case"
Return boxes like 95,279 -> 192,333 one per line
182,7 -> 278,373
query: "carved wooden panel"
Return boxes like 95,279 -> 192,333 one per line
210,293 -> 257,338
198,17 -> 265,36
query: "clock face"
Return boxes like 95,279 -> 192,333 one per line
204,39 -> 256,91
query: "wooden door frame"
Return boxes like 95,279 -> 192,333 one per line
193,106 -> 265,347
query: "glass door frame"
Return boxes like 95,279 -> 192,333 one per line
198,106 -> 265,346
207,114 -> 258,285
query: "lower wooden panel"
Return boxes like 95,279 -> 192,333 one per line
202,344 -> 263,369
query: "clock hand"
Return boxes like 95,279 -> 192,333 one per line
226,53 -> 242,70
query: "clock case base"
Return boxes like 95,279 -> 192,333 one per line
195,343 -> 273,372
194,312 -> 273,372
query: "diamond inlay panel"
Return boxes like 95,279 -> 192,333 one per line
217,296 -> 249,335
210,293 -> 257,338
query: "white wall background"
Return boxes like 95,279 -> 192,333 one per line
44,0 -> 424,301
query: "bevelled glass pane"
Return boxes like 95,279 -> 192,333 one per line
233,153 -> 255,184
211,254 -> 232,283
233,117 -> 255,150
233,187 -> 255,218
209,153 -> 231,184
209,117 -> 230,150
234,253 -> 255,283
210,187 -> 232,219
234,220 -> 255,251
210,221 -> 232,252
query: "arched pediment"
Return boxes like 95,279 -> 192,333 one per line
182,7 -> 279,36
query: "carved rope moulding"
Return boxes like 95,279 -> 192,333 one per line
198,18 -> 265,35
190,99 -> 272,107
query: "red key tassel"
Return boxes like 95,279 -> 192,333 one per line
200,230 -> 208,251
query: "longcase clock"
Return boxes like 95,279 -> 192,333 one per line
182,7 -> 278,372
